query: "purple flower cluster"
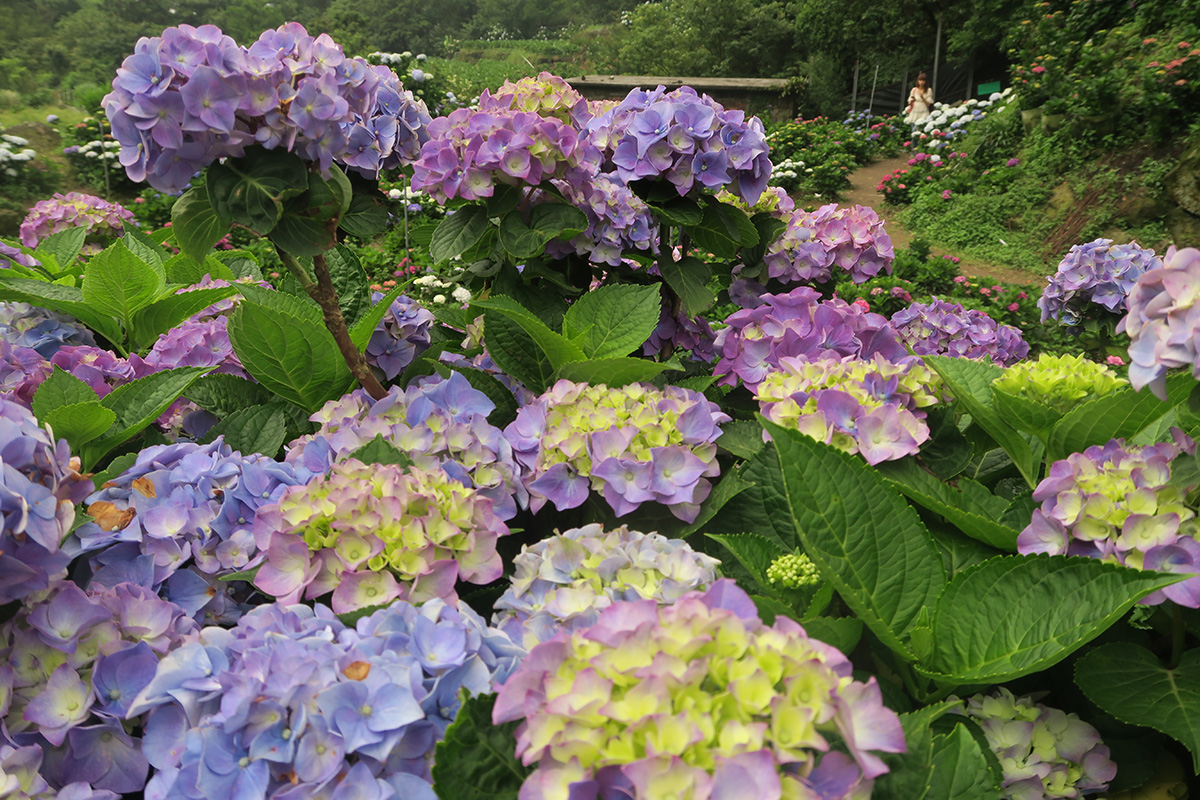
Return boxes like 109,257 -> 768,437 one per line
493,580 -> 905,800
46,346 -> 138,399
70,439 -> 318,625
286,372 -> 526,518
543,173 -> 656,266
1,240 -> 41,270
505,380 -> 728,522
104,22 -> 431,192
254,459 -> 511,613
128,599 -> 523,800
2,580 -> 197,794
0,340 -> 51,407
1019,434 -> 1200,607
0,400 -> 93,604
763,203 -> 894,286
584,85 -> 772,204
492,523 -> 720,648
1120,246 -> 1200,399
641,301 -> 717,361
365,292 -> 433,380
1039,238 -> 1162,326
133,316 -> 246,378
410,106 -> 601,203
18,193 -> 134,249
0,302 -> 96,358
891,296 -> 1029,366
713,286 -> 909,391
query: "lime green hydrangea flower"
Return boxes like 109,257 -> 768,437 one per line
766,552 -> 820,588
992,353 -> 1126,413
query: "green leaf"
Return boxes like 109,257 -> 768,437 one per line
658,255 -> 714,316
184,374 -> 275,417
646,197 -> 703,226
429,206 -> 490,264
130,286 -> 240,351
209,405 -> 288,457
991,385 -> 1064,435
472,296 -> 584,369
1076,643 -> 1200,772
432,693 -> 530,800
226,302 -> 352,412
706,532 -> 788,591
163,253 -> 212,285
34,227 -> 86,272
928,724 -> 1003,800
219,565 -> 262,584
237,282 -> 324,326
499,212 -> 548,260
762,419 -> 946,661
529,203 -> 588,240
83,366 -> 212,467
561,283 -> 662,359
479,312 -> 556,393
686,201 -> 758,258
682,466 -> 757,538
120,228 -> 167,270
172,187 -> 231,263
43,402 -> 117,447
325,245 -> 371,327
743,212 -> 786,268
90,451 -> 138,490
876,459 -> 1021,551
0,275 -> 123,349
270,208 -> 336,257
920,406 -> 974,479
81,240 -> 165,331
924,355 -> 1041,488
716,419 -> 766,460
349,434 -> 416,467
800,616 -> 864,655
554,357 -> 677,386
920,555 -> 1183,683
347,278 -> 419,352
212,250 -> 262,281
1047,373 -> 1193,464
32,367 -> 98,421
486,184 -> 522,217
339,193 -> 390,238
206,149 -> 307,233
873,702 -> 961,800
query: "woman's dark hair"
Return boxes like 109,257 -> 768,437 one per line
916,72 -> 929,85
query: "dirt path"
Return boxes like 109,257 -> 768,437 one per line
843,156 -> 1038,287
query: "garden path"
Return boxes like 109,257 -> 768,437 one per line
843,156 -> 1038,286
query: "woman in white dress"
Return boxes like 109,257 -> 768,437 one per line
905,72 -> 933,126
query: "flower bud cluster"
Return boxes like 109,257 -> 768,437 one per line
0,301 -> 96,358
0,400 -> 93,604
1120,246 -> 1200,399
253,459 -> 510,613
717,185 -> 795,219
1019,435 -> 1200,607
104,22 -> 431,192
71,439 -> 319,624
286,372 -> 526,518
766,552 -> 820,588
365,292 -> 434,380
756,354 -> 942,464
18,193 -> 134,249
1039,238 -> 1162,326
891,296 -> 1029,366
763,203 -> 894,286
493,580 -> 905,800
128,599 -> 523,800
992,353 -> 1126,413
956,688 -> 1116,799
1,580 -> 197,793
713,287 -> 910,391
492,524 -> 720,648
504,380 -> 729,523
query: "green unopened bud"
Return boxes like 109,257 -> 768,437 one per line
767,553 -> 820,588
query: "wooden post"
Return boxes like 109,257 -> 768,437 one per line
965,52 -> 976,101
850,60 -> 860,112
868,64 -> 880,113
900,67 -> 909,115
932,13 -> 943,100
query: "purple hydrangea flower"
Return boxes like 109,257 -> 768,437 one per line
1,240 -> 42,271
712,286 -> 910,391
891,297 -> 1029,366
1119,247 -> 1200,400
641,300 -> 716,362
0,340 -> 51,407
478,72 -> 590,127
1019,434 -> 1200,607
541,173 -> 657,266
364,292 -> 433,380
762,203 -> 894,286
504,380 -> 729,522
18,193 -> 135,250
0,302 -> 96,359
1040,238 -> 1162,326
493,580 -> 904,800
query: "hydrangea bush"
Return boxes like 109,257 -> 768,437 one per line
1039,238 -> 1163,326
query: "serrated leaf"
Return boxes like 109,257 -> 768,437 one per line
873,702 -> 961,800
716,419 -> 766,460
184,374 -> 276,417
349,434 -> 416,467
43,402 -> 116,447
172,187 -> 231,263
681,465 -> 757,537
762,419 -> 946,661
499,212 -> 549,260
0,275 -> 123,351
561,284 -> 662,359
32,367 -> 99,421
325,245 -> 371,327
1076,643 -> 1200,772
554,357 -> 677,386
227,302 -> 352,412
686,201 -> 758,258
34,227 -> 87,273
429,206 -> 490,264
90,451 -> 137,489
339,193 -> 389,238
432,693 -> 530,800
743,212 -> 786,267
920,405 -> 974,479
130,286 -> 239,351
483,312 -> 556,393
658,255 -> 714,316
237,282 -> 324,326
529,202 -> 588,239
81,240 -> 165,331
347,278 -> 419,352
1047,373 -> 1193,464
876,459 -> 1021,550
991,384 -> 1064,435
212,249 -> 262,280
82,366 -> 211,467
920,555 -> 1183,683
163,253 -> 210,285
209,405 -> 288,457
473,296 -> 583,369
206,149 -> 307,233
928,724 -> 1002,799
800,616 -> 864,655
647,197 -> 703,226
706,533 -> 788,590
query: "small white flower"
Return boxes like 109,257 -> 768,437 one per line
388,189 -> 403,200
452,286 -> 471,303
433,294 -> 446,304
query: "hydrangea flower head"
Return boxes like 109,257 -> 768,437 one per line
956,688 -> 1116,798
891,297 -> 1028,366
713,287 -> 910,391
364,292 -> 434,380
492,524 -> 720,647
504,380 -> 729,522
0,400 -> 93,604
766,552 -> 820,588
1039,238 -> 1162,325
763,204 -> 893,286
756,354 -> 942,464
105,22 -> 431,192
0,340 -> 51,407
494,580 -> 904,800
18,193 -> 135,249
479,72 -> 589,126
286,372 -> 525,518
993,353 -> 1126,413
0,302 -> 97,358
542,173 -> 656,266
254,459 -> 510,613
128,598 -> 523,800
1120,247 -> 1200,399
1019,434 -> 1200,607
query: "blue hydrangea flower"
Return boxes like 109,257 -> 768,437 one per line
1039,238 -> 1162,326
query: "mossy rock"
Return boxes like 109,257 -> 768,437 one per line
1166,206 -> 1200,249
1165,140 -> 1200,217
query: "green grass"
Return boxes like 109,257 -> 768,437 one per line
0,103 -> 90,129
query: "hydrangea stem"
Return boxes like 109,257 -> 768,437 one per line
311,251 -> 388,400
